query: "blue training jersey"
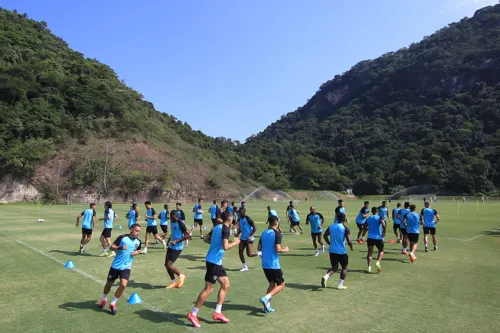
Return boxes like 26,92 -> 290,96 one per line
206,224 -> 230,265
259,228 -> 282,269
405,212 -> 421,234
239,216 -> 256,241
127,209 -> 137,229
289,209 -> 300,222
159,209 -> 169,226
81,208 -> 95,229
104,208 -> 114,229
366,215 -> 383,240
355,207 -> 369,224
421,208 -> 438,228
334,206 -> 346,223
193,204 -> 203,220
146,208 -> 157,226
328,223 -> 349,255
210,205 -> 217,219
392,208 -> 401,225
306,212 -> 324,233
378,206 -> 389,220
169,219 -> 188,250
111,235 -> 142,270
399,208 -> 410,229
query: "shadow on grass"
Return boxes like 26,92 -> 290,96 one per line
281,253 -> 309,257
134,309 -> 193,326
128,280 -> 165,290
285,282 -> 322,292
204,301 -> 265,317
50,249 -> 94,257
483,228 -> 500,237
382,258 -> 409,263
59,300 -> 103,313
182,254 -> 206,262
186,265 -> 205,270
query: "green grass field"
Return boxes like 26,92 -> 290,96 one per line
1,199 -> 499,333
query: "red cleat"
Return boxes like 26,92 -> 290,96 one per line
97,299 -> 106,309
212,312 -> 230,323
402,250 -> 407,255
186,312 -> 201,328
108,303 -> 117,315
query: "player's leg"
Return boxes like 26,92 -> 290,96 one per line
107,271 -> 130,315
198,221 -> 204,238
432,228 -> 438,250
98,269 -> 117,308
311,233 -> 318,255
375,242 -> 384,271
322,254 -> 338,287
246,240 -> 258,258
239,241 -> 249,271
187,280 -> 214,328
143,231 -> 151,253
356,224 -> 363,242
260,269 -> 285,312
393,224 -> 400,241
423,228 -> 430,252
104,236 -> 115,257
297,223 -> 304,234
337,255 -> 349,289
367,243 -> 374,273
317,233 -> 324,252
153,227 -> 167,247
212,274 -> 231,323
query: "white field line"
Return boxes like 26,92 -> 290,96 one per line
443,234 -> 484,242
16,240 -> 201,332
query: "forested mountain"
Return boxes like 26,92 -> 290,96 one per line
245,4 -> 500,195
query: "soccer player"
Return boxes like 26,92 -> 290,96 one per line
76,203 -> 96,253
165,210 -> 190,289
210,200 -> 218,226
97,223 -> 142,315
363,207 -> 386,273
402,204 -> 421,262
285,200 -> 294,232
392,203 -> 402,242
258,215 -> 289,313
321,212 -> 353,289
397,202 -> 411,254
288,205 -> 303,235
186,211 -> 240,328
238,200 -> 247,219
334,199 -> 348,224
378,201 -> 389,223
267,206 -> 282,234
159,204 -> 169,241
125,203 -> 139,230
355,201 -> 370,244
226,201 -> 237,233
99,201 -> 117,257
214,200 -> 228,226
142,201 -> 166,254
236,207 -> 258,271
420,202 -> 440,252
305,206 -> 325,256
190,198 -> 204,239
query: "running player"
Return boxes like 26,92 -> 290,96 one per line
99,201 -> 117,257
190,198 -> 204,239
355,201 -> 370,244
76,203 -> 96,253
159,204 -> 169,241
285,201 -> 294,232
258,215 -> 289,313
363,207 -> 386,273
236,207 -> 258,271
321,212 -> 353,289
392,203 -> 402,242
288,205 -> 303,235
421,202 -> 440,252
378,201 -> 389,223
186,211 -> 240,328
397,201 -> 411,254
165,210 -> 190,289
334,199 -> 348,224
306,206 -> 325,256
227,201 -> 237,233
176,202 -> 186,223
142,201 -> 166,254
125,203 -> 139,230
267,206 -> 282,234
97,223 -> 142,315
402,204 -> 422,262
210,200 -> 218,226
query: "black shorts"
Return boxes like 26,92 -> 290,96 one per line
393,224 -> 400,232
291,221 -> 300,226
263,268 -> 285,285
241,238 -> 254,245
194,219 -> 203,225
101,228 -> 112,238
356,223 -> 365,231
146,226 -> 158,235
407,233 -> 419,243
367,238 -> 384,251
205,262 -> 227,284
211,218 -> 217,226
423,227 -> 436,235
107,267 -> 131,282
160,225 -> 168,233
311,232 -> 322,237
82,228 -> 93,235
329,253 -> 348,268
400,228 -> 407,235
165,248 -> 182,264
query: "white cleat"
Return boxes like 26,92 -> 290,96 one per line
240,267 -> 249,272
141,248 -> 148,254
314,251 -> 320,257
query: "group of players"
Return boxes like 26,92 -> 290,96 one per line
74,197 -> 440,328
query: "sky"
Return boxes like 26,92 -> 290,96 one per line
2,0 -> 498,141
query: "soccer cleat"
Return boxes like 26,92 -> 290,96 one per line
212,312 -> 230,323
425,247 -> 429,252
177,275 -> 186,288
264,306 -> 276,313
240,267 -> 249,272
186,312 -> 201,328
108,251 -> 116,257
163,243 -> 168,250
257,251 -> 262,257
434,246 -> 438,251
321,277 -> 327,288
108,303 -> 117,315
200,236 -> 204,239
259,297 -> 270,312
314,251 -> 319,257
166,282 -> 178,289
141,248 -> 148,254
368,266 -> 373,274
321,246 -> 325,253
396,239 -> 401,243
376,262 -> 382,272
357,239 -> 362,244
337,285 -> 347,290
401,250 -> 407,255
409,253 -> 417,263
97,299 -> 107,309
99,252 -> 109,257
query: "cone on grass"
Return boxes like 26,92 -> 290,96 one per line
388,239 -> 395,244
117,225 -> 122,229
128,292 -> 143,304
64,260 -> 75,268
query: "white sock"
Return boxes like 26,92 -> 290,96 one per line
243,263 -> 248,268
215,303 -> 222,313
323,274 -> 329,280
110,296 -> 118,305
264,293 -> 272,301
338,279 -> 344,287
103,248 -> 108,253
191,307 -> 199,316
102,294 -> 108,301
368,266 -> 372,270
162,240 -> 166,245
315,248 -> 319,252
376,261 -> 380,265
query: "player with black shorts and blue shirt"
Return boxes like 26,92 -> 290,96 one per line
306,206 -> 325,256
186,211 -> 240,328
125,203 -> 139,230
165,210 -> 190,289
236,207 -> 258,272
363,207 -> 386,273
158,204 -> 169,241
142,201 -> 166,253
322,212 -> 353,289
99,201 -> 117,257
76,203 -> 96,253
267,206 -> 282,234
421,202 -> 440,252
209,200 -> 218,226
258,215 -> 289,313
288,205 -> 303,235
190,198 -> 204,239
378,200 -> 389,223
397,201 -> 411,254
402,204 -> 422,263
392,203 -> 402,242
355,201 -> 370,244
334,199 -> 348,224
97,223 -> 142,315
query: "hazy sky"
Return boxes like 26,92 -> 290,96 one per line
3,0 -> 498,141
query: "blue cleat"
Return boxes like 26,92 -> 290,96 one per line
264,306 -> 276,314
259,297 -> 269,312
